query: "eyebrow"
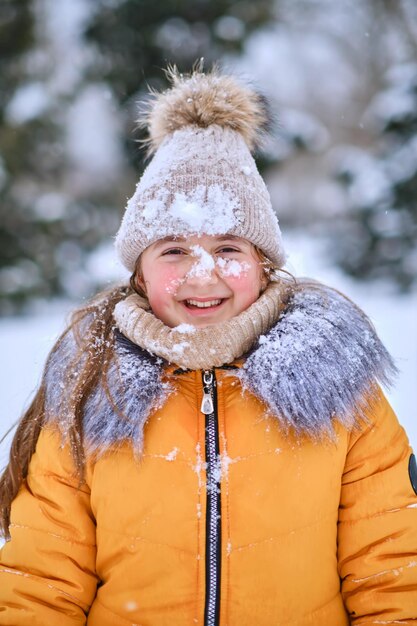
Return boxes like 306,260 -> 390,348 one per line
152,234 -> 242,250
152,236 -> 186,250
216,235 -> 241,242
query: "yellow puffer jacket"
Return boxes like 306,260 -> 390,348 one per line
1,284 -> 417,624
0,370 -> 417,625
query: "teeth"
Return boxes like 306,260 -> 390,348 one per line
186,299 -> 222,308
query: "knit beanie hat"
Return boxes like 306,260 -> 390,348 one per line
115,66 -> 286,271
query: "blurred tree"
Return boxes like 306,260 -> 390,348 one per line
332,37 -> 417,292
0,0 -> 42,311
0,0 -> 112,313
3,0 -> 416,314
0,0 -> 34,109
84,0 -> 276,165
325,0 -> 417,291
333,63 -> 417,290
0,0 -> 275,314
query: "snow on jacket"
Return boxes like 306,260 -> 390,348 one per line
1,286 -> 417,625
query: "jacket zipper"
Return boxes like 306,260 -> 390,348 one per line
201,369 -> 221,626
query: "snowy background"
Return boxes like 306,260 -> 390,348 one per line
1,0 -> 417,464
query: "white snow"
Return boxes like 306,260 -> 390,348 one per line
233,25 -> 358,113
171,341 -> 191,357
329,145 -> 392,208
171,244 -> 253,284
215,16 -> 245,42
164,447 -> 179,461
168,185 -> 239,234
85,243 -> 129,284
124,600 -> 138,611
38,0 -> 93,96
5,82 -> 50,125
173,323 -> 196,334
0,311 -> 68,469
216,257 -> 250,278
165,277 -> 185,295
65,84 -> 126,185
187,245 -> 216,278
278,107 -> 330,152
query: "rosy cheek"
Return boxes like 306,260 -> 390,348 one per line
230,277 -> 256,296
154,266 -> 184,296
223,265 -> 261,298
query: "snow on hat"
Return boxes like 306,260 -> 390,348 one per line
115,64 -> 286,271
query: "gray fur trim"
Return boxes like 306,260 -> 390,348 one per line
45,330 -> 172,456
45,285 -> 397,453
239,286 -> 397,437
83,335 -> 172,454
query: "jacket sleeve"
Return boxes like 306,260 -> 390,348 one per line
0,427 -> 98,625
338,389 -> 417,623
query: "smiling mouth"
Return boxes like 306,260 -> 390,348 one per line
183,298 -> 226,310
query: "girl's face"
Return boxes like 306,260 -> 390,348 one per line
137,234 -> 266,328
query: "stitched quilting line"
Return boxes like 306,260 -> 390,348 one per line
232,513 -> 335,552
338,502 -> 417,524
27,471 -> 90,494
343,449 -> 410,489
346,559 -> 417,584
98,526 -> 196,555
9,523 -> 95,547
141,453 -> 190,463
355,619 -> 415,626
0,567 -> 92,611
135,449 -> 289,481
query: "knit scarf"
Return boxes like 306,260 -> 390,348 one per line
113,281 -> 285,370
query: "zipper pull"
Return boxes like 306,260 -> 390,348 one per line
201,391 -> 214,415
201,370 -> 214,415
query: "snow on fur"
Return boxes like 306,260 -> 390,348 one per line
241,286 -> 397,437
44,285 -> 397,454
44,330 -> 172,457
142,65 -> 270,154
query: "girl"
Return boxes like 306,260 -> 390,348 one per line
1,67 -> 416,626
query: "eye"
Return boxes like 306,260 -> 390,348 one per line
162,248 -> 186,256
217,246 -> 240,254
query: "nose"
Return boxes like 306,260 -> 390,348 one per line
185,269 -> 220,286
184,261 -> 220,286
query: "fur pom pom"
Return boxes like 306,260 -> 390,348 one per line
141,62 -> 270,154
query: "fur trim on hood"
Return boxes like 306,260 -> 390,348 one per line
239,286 -> 397,438
45,284 -> 397,456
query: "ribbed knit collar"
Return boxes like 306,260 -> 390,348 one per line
113,282 -> 285,370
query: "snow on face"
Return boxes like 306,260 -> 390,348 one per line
186,245 -> 216,280
165,276 -> 185,295
139,234 -> 264,328
185,246 -> 251,283
216,256 -> 251,278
